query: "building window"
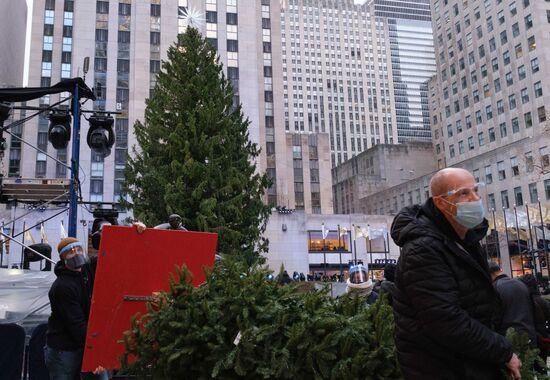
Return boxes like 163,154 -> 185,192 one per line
525,112 -> 533,128
489,127 -> 496,142
227,39 -> 238,52
486,105 -> 493,119
501,190 -> 510,209
205,11 -> 217,23
95,29 -> 108,42
508,94 -> 516,110
518,65 -> 526,80
150,4 -> 161,16
521,88 -> 529,104
118,31 -> 130,43
514,44 -> 522,59
478,132 -> 485,146
118,3 -> 131,16
485,165 -> 493,184
503,51 -> 510,65
512,22 -> 520,37
497,161 -> 506,180
500,30 -> 507,44
97,1 -> 109,13
227,12 -> 238,25
538,106 -> 547,122
525,152 -> 534,172
497,100 -> 504,114
512,117 -> 520,133
511,157 -> 519,176
500,122 -> 508,138
514,187 -> 524,206
546,180 -> 550,200
506,72 -> 513,86
488,193 -> 496,210
150,32 -> 160,45
534,81 -> 543,97
531,57 -> 539,73
529,183 -> 538,204
525,14 -> 533,29
150,60 -> 160,73
528,36 -> 536,51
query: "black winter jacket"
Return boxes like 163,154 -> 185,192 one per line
46,257 -> 97,351
493,274 -> 537,346
390,200 -> 512,380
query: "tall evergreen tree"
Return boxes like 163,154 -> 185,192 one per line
123,27 -> 271,257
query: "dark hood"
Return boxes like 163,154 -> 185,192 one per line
391,198 -> 489,247
53,260 -> 80,277
391,204 -> 440,247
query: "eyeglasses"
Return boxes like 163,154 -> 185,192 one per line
66,246 -> 84,255
440,182 -> 485,199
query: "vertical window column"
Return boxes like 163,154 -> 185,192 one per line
150,1 -> 161,96
114,118 -> 128,200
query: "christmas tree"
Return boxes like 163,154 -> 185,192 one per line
120,261 -> 402,379
123,27 -> 271,258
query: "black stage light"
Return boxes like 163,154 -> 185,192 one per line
48,110 -> 72,149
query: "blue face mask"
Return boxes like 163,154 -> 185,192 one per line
454,199 -> 485,228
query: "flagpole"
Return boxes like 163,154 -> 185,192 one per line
20,220 -> 26,269
491,208 -> 500,262
525,204 -> 537,277
513,205 -> 525,276
322,222 -> 327,279
503,207 -> 513,276
538,199 -> 548,276
338,224 -> 342,281
352,224 -> 357,265
0,222 -> 4,267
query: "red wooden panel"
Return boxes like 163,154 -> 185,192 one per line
81,225 -> 217,372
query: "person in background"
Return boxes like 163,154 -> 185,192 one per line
519,273 -> 550,360
489,262 -> 537,347
345,263 -> 378,305
391,168 -> 521,379
45,224 -> 145,380
379,263 -> 396,304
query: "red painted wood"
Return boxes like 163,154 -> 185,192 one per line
81,225 -> 217,372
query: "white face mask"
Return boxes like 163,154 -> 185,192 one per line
453,199 -> 486,228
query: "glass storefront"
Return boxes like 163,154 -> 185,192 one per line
308,230 -> 350,253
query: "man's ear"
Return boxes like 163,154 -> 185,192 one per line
432,196 -> 445,211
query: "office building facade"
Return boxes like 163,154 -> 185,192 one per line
428,0 -> 550,212
370,0 -> 436,143
0,1 -> 27,88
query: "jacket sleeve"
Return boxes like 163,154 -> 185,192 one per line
51,283 -> 88,347
401,239 -> 512,364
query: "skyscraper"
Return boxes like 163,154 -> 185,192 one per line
369,0 -> 436,143
429,0 -> 550,212
0,1 -> 27,87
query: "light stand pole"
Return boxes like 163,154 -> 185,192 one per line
322,223 -> 327,279
68,83 -> 81,237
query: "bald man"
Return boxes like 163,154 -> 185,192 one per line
390,168 -> 521,380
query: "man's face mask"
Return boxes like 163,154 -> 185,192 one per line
61,243 -> 89,270
438,182 -> 486,229
453,200 -> 486,229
